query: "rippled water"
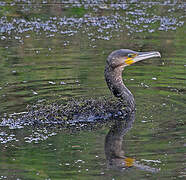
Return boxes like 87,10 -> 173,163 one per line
0,1 -> 186,180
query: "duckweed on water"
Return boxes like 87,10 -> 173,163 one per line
0,0 -> 185,47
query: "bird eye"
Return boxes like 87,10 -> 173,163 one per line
128,54 -> 133,58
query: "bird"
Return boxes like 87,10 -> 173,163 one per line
104,49 -> 161,113
104,49 -> 161,171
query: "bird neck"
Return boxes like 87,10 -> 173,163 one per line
105,65 -> 135,111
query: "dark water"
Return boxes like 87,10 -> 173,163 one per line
0,1 -> 186,179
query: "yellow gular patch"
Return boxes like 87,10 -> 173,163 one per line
125,58 -> 135,65
124,157 -> 135,167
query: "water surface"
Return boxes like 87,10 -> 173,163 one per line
0,1 -> 186,179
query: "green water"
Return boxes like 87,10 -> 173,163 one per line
0,1 -> 186,179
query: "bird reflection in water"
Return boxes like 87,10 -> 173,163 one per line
105,111 -> 159,172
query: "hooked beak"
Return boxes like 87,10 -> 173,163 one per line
125,51 -> 161,65
134,51 -> 161,62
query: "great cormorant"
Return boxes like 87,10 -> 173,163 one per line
104,49 -> 161,112
104,49 -> 161,171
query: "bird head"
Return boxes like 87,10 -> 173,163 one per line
107,49 -> 161,69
